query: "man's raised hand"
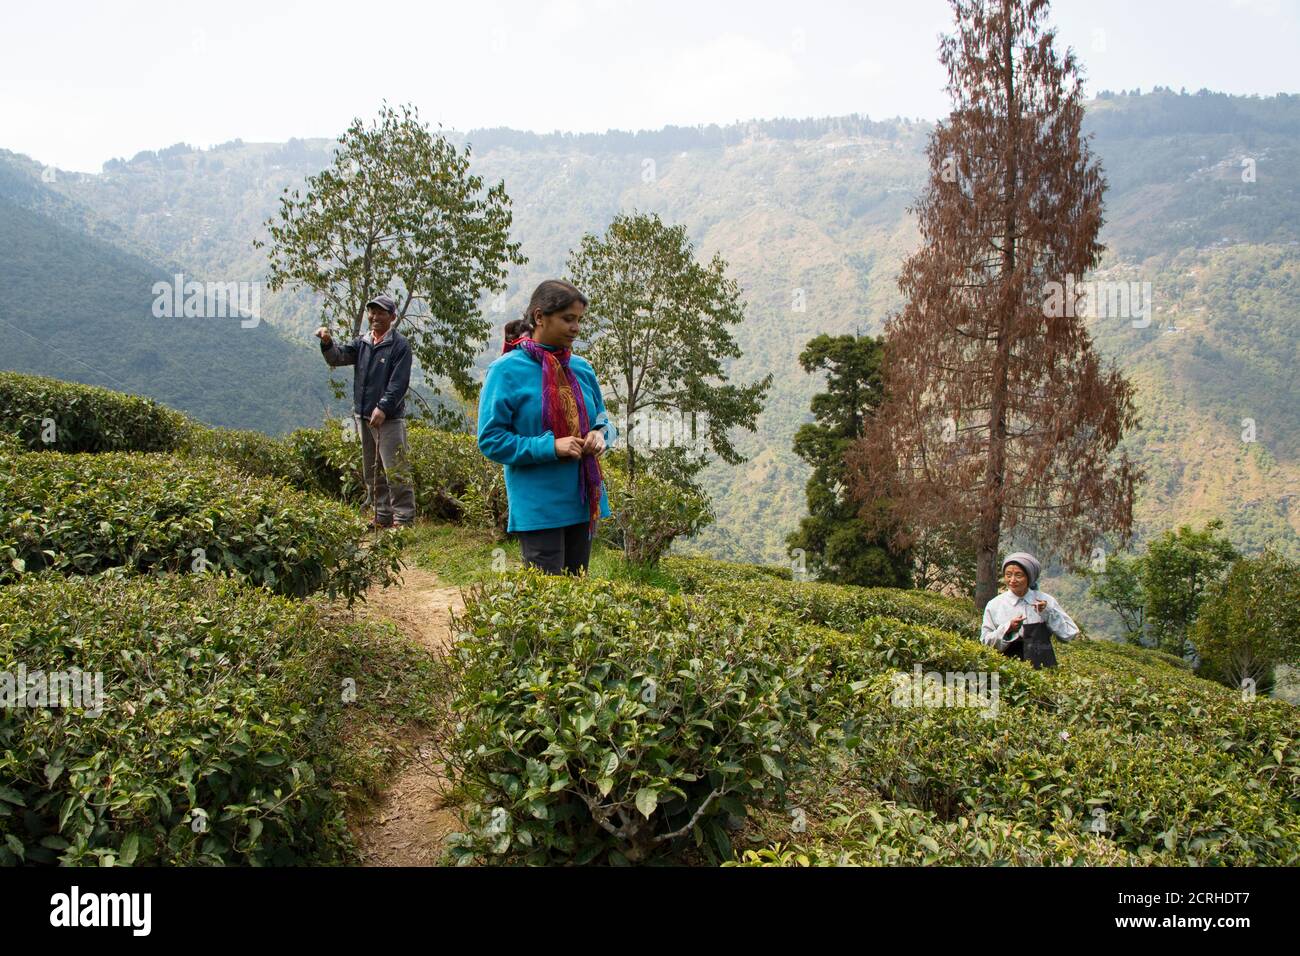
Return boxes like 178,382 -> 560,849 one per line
315,326 -> 332,345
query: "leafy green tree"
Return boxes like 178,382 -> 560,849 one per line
600,449 -> 715,567
907,525 -> 979,595
785,334 -> 910,587
1192,549 -> 1300,695
1143,519 -> 1238,657
1085,551 -> 1147,643
256,102 -> 525,402
566,211 -> 771,487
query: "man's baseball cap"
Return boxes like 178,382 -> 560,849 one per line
366,293 -> 397,314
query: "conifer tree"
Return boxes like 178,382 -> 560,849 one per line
849,0 -> 1141,608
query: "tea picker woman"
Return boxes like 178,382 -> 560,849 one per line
477,280 -> 617,575
980,552 -> 1080,669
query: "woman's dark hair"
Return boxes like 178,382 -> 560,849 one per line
524,279 -> 587,328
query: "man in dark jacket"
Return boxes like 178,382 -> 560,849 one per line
315,294 -> 415,527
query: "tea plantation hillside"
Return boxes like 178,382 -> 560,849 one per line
417,548 -> 1299,865
2,373 -> 1297,866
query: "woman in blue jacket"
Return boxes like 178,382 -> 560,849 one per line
477,280 -> 618,575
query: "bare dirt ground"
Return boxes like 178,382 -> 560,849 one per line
349,564 -> 466,866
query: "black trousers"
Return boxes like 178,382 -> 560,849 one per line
518,522 -> 592,576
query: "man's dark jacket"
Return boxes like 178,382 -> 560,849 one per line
320,328 -> 412,419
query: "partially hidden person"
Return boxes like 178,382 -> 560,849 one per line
501,316 -> 531,353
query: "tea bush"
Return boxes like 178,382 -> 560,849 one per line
284,423 -> 365,501
683,574 -> 982,637
727,600 -> 1300,864
0,574 -> 357,865
598,463 -> 714,566
833,673 -> 1300,864
441,569 -> 828,864
179,424 -> 312,488
695,574 -> 1198,679
1045,653 -> 1300,796
407,425 -> 507,532
731,800 -> 1140,866
181,421 -> 508,532
182,421 -> 363,501
803,605 -> 1299,808
0,451 -> 400,601
439,563 -> 1300,864
1081,639 -> 1193,672
661,555 -> 795,587
0,372 -> 189,453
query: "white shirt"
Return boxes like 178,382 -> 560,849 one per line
980,588 -> 1079,651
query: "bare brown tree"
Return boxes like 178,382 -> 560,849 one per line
847,0 -> 1142,610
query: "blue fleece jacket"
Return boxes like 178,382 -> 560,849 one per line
476,344 -> 618,533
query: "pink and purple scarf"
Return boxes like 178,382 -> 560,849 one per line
519,339 -> 604,538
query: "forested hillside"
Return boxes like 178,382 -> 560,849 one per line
0,155 -> 341,432
5,90 -> 1298,626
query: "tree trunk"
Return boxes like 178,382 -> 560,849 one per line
975,0 -> 1019,612
625,374 -> 638,492
352,232 -> 377,338
975,357 -> 1008,609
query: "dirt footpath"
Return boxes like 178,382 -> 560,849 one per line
350,565 -> 465,866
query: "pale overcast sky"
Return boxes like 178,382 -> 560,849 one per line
4,0 -> 1298,172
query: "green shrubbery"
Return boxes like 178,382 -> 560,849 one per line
283,423 -> 366,501
181,420 -> 364,502
0,372 -> 189,453
661,555 -> 790,586
440,570 -> 826,864
440,563 -> 1300,866
599,461 -> 715,566
679,572 -> 982,637
181,420 -> 508,533
0,574 -> 357,865
834,673 -> 1298,864
179,424 -> 313,487
1080,639 -> 1192,672
407,426 -> 507,532
730,801 -> 1135,866
0,376 -> 460,867
0,451 -> 399,601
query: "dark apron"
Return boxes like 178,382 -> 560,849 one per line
1001,620 -> 1057,669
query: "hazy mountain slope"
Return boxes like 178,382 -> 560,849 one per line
0,177 -> 341,432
